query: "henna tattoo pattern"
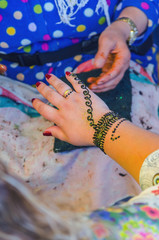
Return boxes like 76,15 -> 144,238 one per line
111,118 -> 127,141
70,73 -> 126,153
93,112 -> 123,152
70,73 -> 96,128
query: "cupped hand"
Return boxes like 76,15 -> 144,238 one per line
87,22 -> 131,92
32,73 -> 110,146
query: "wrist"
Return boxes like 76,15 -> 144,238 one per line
93,111 -> 126,153
109,21 -> 131,42
114,17 -> 138,45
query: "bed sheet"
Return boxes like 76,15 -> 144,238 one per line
0,74 -> 159,212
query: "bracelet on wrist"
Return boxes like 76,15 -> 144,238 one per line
93,111 -> 126,153
114,17 -> 138,46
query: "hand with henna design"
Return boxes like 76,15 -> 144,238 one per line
32,72 -> 110,146
32,72 -> 159,182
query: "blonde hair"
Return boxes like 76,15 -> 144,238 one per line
0,163 -> 92,240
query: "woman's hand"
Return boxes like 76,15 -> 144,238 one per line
32,73 -> 109,146
87,21 -> 131,93
87,5 -> 148,93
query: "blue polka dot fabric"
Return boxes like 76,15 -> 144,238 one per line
0,0 -> 158,85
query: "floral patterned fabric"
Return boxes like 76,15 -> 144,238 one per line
89,149 -> 159,239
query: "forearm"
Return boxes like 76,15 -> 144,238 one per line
104,120 -> 159,183
108,7 -> 148,43
118,7 -> 148,36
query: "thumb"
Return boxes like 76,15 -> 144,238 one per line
94,51 -> 108,68
94,37 -> 115,68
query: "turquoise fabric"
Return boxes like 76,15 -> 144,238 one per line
0,96 -> 40,118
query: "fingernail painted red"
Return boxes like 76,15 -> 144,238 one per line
43,131 -> 52,136
65,71 -> 71,76
45,73 -> 51,79
36,82 -> 41,87
31,98 -> 36,103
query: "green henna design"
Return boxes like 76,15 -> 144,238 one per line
93,112 -> 124,153
70,74 -> 127,153
110,119 -> 126,141
71,73 -> 96,128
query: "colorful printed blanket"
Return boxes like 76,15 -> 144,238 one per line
0,63 -> 159,212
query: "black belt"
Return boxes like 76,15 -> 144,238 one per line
0,34 -> 153,67
0,35 -> 99,67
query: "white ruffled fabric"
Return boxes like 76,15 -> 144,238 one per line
54,0 -> 110,26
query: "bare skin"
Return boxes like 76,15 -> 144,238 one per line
0,8 -> 148,88
32,73 -> 159,183
88,7 -> 148,92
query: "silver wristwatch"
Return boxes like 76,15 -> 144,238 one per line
115,17 -> 138,46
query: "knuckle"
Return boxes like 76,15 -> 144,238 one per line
47,89 -> 54,99
63,101 -> 70,110
54,81 -> 64,90
99,34 -> 113,48
113,68 -> 121,76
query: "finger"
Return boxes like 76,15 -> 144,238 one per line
92,85 -> 117,93
99,46 -> 130,81
45,73 -> 75,97
87,72 -> 110,86
87,52 -> 119,84
65,72 -> 87,93
98,58 -> 129,84
90,71 -> 124,92
94,37 -> 115,68
87,73 -> 105,84
32,98 -> 59,123
35,81 -> 64,108
91,71 -> 123,89
91,83 -> 117,92
0,64 -> 7,75
74,59 -> 96,74
95,39 -> 130,81
87,77 -> 98,84
88,46 -> 129,85
43,125 -> 66,142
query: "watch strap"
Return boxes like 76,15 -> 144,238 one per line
115,17 -> 138,45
